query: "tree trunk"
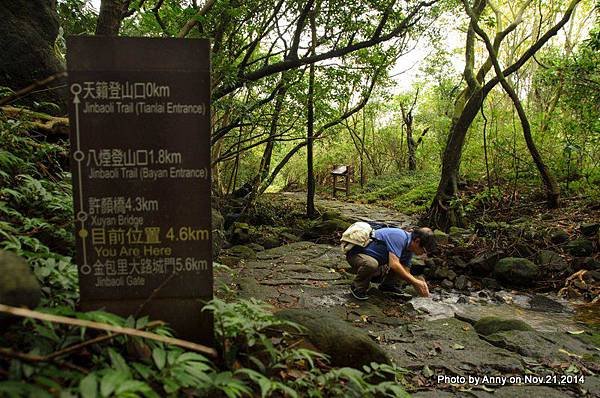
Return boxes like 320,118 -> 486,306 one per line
402,107 -> 417,171
306,9 -> 317,218
96,0 -> 126,36
0,0 -> 65,108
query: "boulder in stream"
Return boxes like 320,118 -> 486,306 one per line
493,257 -> 538,285
275,308 -> 390,368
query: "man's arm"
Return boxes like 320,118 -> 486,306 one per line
388,252 -> 429,297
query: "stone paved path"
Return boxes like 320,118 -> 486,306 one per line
273,192 -> 414,227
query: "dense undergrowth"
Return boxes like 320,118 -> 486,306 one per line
0,112 -> 411,396
348,173 -> 438,215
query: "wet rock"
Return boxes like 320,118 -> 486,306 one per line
482,330 -> 598,363
528,295 -> 566,313
581,222 -> 600,237
481,277 -> 500,290
227,245 -> 256,259
455,275 -> 468,290
433,266 -> 456,281
493,257 -> 538,285
386,318 -> 522,374
0,251 -> 41,327
549,229 -> 569,244
275,308 -> 390,368
441,279 -> 454,289
535,250 -> 569,272
403,285 -> 419,297
565,238 -> 593,257
212,208 -> 225,258
468,252 -> 500,275
473,316 -> 533,336
433,229 -> 449,244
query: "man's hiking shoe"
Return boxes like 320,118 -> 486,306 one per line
378,284 -> 405,296
350,286 -> 369,300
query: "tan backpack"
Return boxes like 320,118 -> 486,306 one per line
340,221 -> 374,253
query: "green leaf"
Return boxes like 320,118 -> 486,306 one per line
115,380 -> 150,394
152,347 -> 166,370
100,370 -> 129,397
108,348 -> 130,375
79,373 -> 98,398
131,363 -> 153,380
175,352 -> 208,364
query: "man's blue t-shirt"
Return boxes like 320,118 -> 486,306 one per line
353,228 -> 413,266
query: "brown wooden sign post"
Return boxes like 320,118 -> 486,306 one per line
67,37 -> 213,346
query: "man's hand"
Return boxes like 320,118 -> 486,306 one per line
413,279 -> 429,297
388,253 -> 430,297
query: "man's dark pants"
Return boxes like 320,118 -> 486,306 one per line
346,252 -> 402,291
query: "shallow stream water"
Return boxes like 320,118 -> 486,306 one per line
409,289 -> 597,332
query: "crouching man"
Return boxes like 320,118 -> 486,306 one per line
346,227 -> 435,300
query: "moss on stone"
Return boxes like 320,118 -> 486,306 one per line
493,257 -> 538,285
474,316 -> 533,336
227,245 -> 256,259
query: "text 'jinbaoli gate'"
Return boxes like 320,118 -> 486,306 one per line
67,37 -> 213,345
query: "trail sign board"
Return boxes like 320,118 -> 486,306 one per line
67,37 -> 213,345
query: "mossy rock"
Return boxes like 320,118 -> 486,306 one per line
246,243 -> 265,252
468,252 -> 500,275
231,222 -> 251,244
252,230 -> 281,249
321,210 -> 343,221
535,250 -> 569,271
581,223 -> 600,237
433,229 -> 449,244
565,238 -> 594,257
549,229 -> 569,244
279,232 -> 301,243
493,257 -> 538,285
276,308 -> 390,368
227,245 -> 256,259
448,226 -> 473,243
0,250 -> 41,326
305,218 -> 351,238
474,316 -> 533,336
